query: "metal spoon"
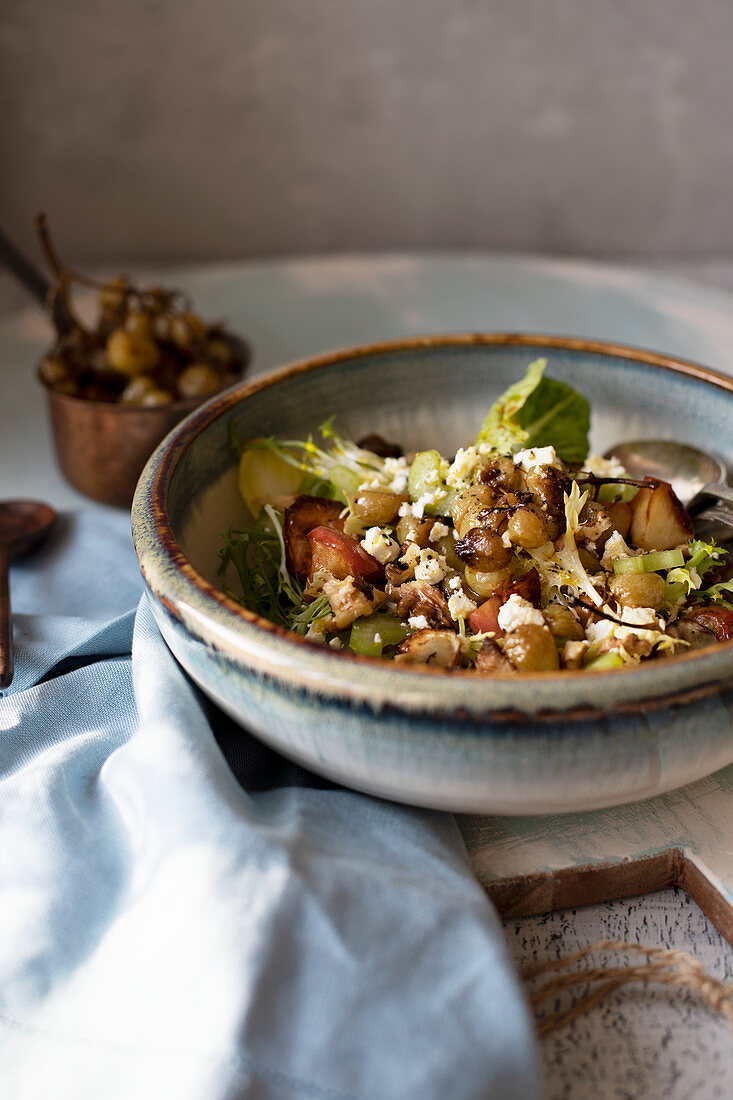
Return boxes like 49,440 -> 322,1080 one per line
603,439 -> 733,513
0,501 -> 58,690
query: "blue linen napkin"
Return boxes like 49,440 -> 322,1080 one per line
0,512 -> 541,1100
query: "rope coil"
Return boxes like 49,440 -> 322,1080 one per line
522,940 -> 733,1037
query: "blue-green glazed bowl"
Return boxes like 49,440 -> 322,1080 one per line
132,334 -> 733,814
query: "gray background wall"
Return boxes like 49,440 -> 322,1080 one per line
3,0 -> 733,266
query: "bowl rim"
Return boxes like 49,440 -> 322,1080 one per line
132,332 -> 733,718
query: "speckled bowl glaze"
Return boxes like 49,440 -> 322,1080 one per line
132,334 -> 733,814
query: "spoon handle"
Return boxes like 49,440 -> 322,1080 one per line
0,229 -> 51,308
690,481 -> 733,516
0,228 -> 75,336
0,544 -> 13,690
705,482 -> 733,508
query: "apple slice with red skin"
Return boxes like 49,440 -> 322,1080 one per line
468,595 -> 503,636
498,568 -> 541,607
307,527 -> 385,585
630,480 -> 693,552
284,495 -> 345,580
467,569 -> 542,637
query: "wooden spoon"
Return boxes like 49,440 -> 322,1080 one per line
0,226 -> 76,336
0,501 -> 58,690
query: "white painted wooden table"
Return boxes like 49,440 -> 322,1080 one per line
2,252 -> 733,1098
461,767 -> 733,1098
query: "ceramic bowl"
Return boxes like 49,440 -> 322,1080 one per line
132,334 -> 733,814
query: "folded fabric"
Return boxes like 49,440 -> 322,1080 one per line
0,511 -> 541,1100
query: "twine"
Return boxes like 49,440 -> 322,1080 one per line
522,939 -> 733,1038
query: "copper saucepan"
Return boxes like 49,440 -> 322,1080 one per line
39,336 -> 251,508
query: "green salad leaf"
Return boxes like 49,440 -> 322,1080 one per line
664,538 -> 728,605
476,358 -> 590,463
218,506 -> 332,633
218,522 -> 291,627
288,593 -> 332,635
686,538 -> 726,581
698,578 -> 733,612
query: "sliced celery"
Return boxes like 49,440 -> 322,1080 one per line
329,463 -> 364,503
298,473 -> 339,500
408,450 -> 444,500
612,549 -> 684,575
434,489 -> 457,517
349,614 -> 409,657
597,483 -> 638,504
407,450 -> 456,516
584,652 -> 625,670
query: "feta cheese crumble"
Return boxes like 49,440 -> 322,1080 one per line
513,446 -> 561,472
360,456 -> 410,493
448,590 -> 477,621
586,606 -> 665,651
414,548 -> 449,584
446,447 -> 482,488
411,491 -> 442,519
383,456 -> 410,493
582,453 -> 627,479
618,606 -> 663,628
585,618 -> 615,648
429,521 -> 450,543
408,614 -> 430,630
360,526 -> 400,564
497,594 -> 546,633
600,530 -> 637,570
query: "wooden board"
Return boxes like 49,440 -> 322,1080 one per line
458,763 -> 733,945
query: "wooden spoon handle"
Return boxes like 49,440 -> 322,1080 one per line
0,227 -> 75,336
0,229 -> 50,309
0,544 -> 13,690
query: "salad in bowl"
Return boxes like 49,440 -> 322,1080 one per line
221,359 -> 733,675
132,334 -> 733,812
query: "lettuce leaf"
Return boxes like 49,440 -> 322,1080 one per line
477,358 -> 590,463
